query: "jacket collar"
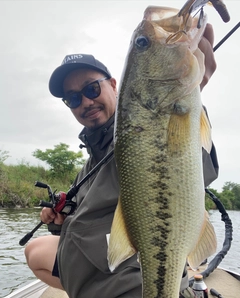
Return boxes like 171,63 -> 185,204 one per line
78,114 -> 115,163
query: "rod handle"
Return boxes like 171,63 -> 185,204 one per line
210,288 -> 223,298
19,221 -> 44,246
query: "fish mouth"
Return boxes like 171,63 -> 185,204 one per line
143,6 -> 207,51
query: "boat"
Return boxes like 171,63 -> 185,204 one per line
3,279 -> 68,298
4,265 -> 240,298
5,190 -> 239,298
4,185 -> 238,298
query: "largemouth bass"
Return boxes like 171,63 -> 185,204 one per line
108,5 -> 217,298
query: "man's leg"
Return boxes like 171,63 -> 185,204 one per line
25,235 -> 63,290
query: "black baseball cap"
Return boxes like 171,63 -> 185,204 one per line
49,54 -> 112,98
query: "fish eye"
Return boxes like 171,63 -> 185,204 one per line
135,35 -> 149,50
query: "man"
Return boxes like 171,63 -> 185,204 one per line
25,24 -> 219,297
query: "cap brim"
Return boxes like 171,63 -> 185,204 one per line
49,63 -> 110,98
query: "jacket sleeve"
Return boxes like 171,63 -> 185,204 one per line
202,106 -> 219,187
47,161 -> 90,235
47,222 -> 62,235
202,143 -> 219,187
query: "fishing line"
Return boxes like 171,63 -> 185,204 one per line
192,7 -> 202,19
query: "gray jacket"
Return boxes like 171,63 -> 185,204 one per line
57,115 -> 219,298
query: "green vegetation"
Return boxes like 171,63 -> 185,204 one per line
0,145 -> 84,208
1,146 -> 240,210
33,143 -> 85,180
205,182 -> 240,210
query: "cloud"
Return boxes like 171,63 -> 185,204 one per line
0,0 -> 239,191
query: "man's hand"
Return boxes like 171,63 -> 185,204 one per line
40,207 -> 65,225
199,23 -> 217,91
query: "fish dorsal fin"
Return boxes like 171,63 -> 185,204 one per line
107,199 -> 136,272
200,107 -> 212,153
187,210 -> 217,269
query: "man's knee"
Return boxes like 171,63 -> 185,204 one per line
24,235 -> 59,270
25,238 -> 41,269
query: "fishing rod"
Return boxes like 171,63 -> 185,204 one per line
19,221 -> 44,246
19,20 -> 239,246
19,149 -> 114,246
213,21 -> 240,52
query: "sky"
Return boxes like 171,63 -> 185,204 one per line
0,0 -> 239,192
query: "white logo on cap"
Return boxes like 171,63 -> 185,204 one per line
62,54 -> 83,64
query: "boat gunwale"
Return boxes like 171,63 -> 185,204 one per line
4,267 -> 240,297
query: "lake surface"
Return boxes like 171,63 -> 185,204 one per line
0,208 -> 239,297
0,208 -> 47,297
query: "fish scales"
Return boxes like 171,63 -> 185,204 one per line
108,5 -> 217,298
115,88 -> 204,297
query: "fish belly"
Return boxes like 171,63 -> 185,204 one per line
115,90 -> 205,298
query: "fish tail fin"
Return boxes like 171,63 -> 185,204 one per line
187,210 -> 217,269
200,107 -> 212,153
107,199 -> 136,272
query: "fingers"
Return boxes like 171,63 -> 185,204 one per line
40,207 -> 55,224
40,208 -> 55,224
202,23 -> 214,47
199,23 -> 217,91
54,213 -> 66,225
40,207 -> 65,225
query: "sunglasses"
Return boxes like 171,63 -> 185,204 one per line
62,77 -> 109,109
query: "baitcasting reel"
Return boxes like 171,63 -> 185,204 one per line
19,149 -> 115,246
36,181 -> 77,216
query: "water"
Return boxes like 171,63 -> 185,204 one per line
208,210 -> 240,273
0,209 -> 240,297
0,208 -> 47,298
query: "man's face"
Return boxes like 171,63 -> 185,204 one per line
63,68 -> 117,129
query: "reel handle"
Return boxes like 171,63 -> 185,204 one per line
35,181 -> 48,188
39,200 -> 53,208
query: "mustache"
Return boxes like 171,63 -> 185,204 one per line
81,105 -> 104,118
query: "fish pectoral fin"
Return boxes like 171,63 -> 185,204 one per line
107,200 -> 136,272
200,107 -> 212,153
187,210 -> 217,269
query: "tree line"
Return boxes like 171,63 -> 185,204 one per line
206,182 -> 240,210
0,144 -> 84,207
0,145 -> 240,210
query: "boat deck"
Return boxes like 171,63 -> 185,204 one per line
39,266 -> 240,298
188,265 -> 240,298
6,265 -> 239,298
40,287 -> 68,298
